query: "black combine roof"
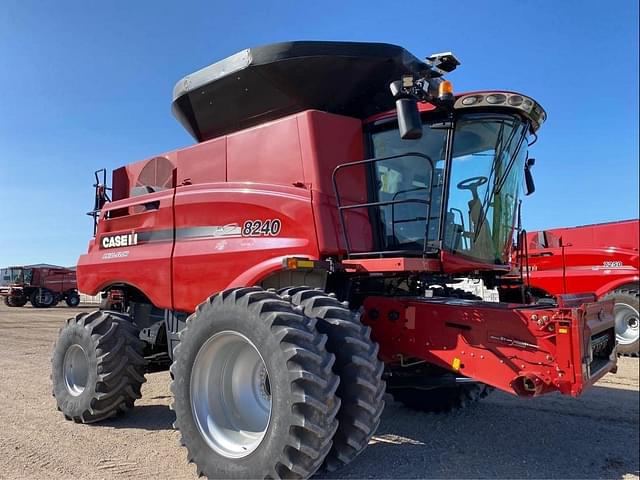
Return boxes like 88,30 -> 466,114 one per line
172,41 -> 428,142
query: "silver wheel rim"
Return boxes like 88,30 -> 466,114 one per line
614,302 -> 639,345
190,331 -> 272,458
63,344 -> 89,396
38,290 -> 53,305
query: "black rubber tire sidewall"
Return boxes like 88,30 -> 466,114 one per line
51,322 -> 99,418
31,289 -> 55,308
66,294 -> 80,307
172,304 -> 301,478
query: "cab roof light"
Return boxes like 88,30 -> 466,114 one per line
454,91 -> 547,131
438,80 -> 454,99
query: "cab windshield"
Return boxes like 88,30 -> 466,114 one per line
369,112 -> 528,264
8,267 -> 32,285
9,268 -> 24,284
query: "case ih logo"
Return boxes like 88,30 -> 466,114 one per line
101,233 -> 138,249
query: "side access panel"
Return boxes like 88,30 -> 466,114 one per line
77,188 -> 175,309
171,183 -> 320,312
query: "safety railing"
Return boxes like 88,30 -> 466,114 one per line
332,152 -> 436,258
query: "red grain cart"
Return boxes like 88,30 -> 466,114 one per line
1,265 -> 79,308
50,42 -> 617,479
522,219 -> 639,355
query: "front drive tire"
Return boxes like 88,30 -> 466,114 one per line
4,295 -> 27,307
170,287 -> 340,479
51,310 -> 146,423
280,287 -> 385,472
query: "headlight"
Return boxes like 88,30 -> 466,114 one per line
453,91 -> 547,131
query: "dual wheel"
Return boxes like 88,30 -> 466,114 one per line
51,287 -> 386,479
170,287 -> 386,478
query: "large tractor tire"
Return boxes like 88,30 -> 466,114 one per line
51,310 -> 146,423
31,288 -> 55,308
12,296 -> 28,307
391,383 -> 493,413
170,287 -> 340,479
603,288 -> 639,356
65,292 -> 81,307
280,287 -> 385,472
4,295 -> 27,307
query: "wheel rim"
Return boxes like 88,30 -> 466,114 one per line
614,302 -> 639,345
63,344 -> 90,396
190,331 -> 272,458
38,290 -> 53,306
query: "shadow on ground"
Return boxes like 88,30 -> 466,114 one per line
102,404 -> 175,432
317,385 -> 639,479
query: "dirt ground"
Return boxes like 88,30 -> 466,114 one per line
0,304 -> 638,480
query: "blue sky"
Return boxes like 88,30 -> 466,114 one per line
0,0 -> 638,267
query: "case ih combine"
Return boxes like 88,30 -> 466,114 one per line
521,219 -> 639,355
50,42 -> 617,479
1,265 -> 79,307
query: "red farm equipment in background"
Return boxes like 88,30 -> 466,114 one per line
519,219 -> 639,355
49,42 -> 617,479
1,265 -> 79,308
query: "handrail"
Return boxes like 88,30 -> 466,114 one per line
332,152 -> 436,257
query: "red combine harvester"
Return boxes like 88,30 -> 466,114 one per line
50,42 -> 617,479
521,219 -> 639,355
1,265 -> 79,308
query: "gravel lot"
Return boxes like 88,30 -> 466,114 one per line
0,304 -> 638,480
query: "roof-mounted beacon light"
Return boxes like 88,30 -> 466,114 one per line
438,80 -> 454,101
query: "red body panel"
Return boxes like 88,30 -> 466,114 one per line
77,111 -> 367,310
525,219 -> 639,298
172,183 -> 318,312
30,267 -> 76,294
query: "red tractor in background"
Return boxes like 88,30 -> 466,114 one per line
521,219 -> 639,355
50,42 -> 617,479
1,265 -> 79,308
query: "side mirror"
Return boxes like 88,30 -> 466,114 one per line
396,98 -> 423,139
524,157 -> 535,196
390,79 -> 422,140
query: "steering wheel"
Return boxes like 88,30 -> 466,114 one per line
457,176 -> 488,190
